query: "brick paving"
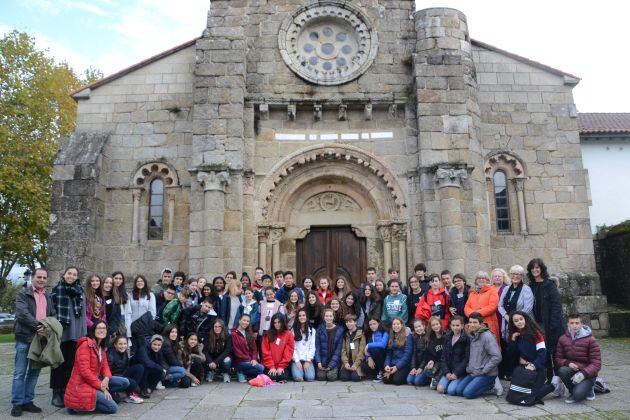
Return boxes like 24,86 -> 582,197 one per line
0,338 -> 628,419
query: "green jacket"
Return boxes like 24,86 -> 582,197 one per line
28,316 -> 64,369
381,293 -> 408,324
162,299 -> 182,326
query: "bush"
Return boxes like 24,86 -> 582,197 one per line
0,283 -> 22,313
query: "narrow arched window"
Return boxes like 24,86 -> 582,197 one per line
148,179 -> 164,240
493,171 -> 511,232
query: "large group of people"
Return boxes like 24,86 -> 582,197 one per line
11,258 -> 603,416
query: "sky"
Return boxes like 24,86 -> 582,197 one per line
0,0 -> 627,113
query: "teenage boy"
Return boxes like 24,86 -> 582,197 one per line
172,271 -> 186,293
381,280 -> 408,326
455,312 -> 502,399
407,276 -> 423,327
441,270 -> 453,292
416,275 -> 451,330
275,271 -> 304,304
255,274 -> 273,301
414,263 -> 430,293
555,314 -> 602,404
11,268 -> 56,417
152,268 -> 172,308
180,298 -> 217,345
252,267 -> 265,293
339,314 -> 366,382
273,271 -> 284,291
357,267 -> 377,291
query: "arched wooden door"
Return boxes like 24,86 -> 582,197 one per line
296,226 -> 366,289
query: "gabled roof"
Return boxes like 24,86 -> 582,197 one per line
70,36 -> 580,97
471,39 -> 580,81
70,37 -> 200,97
578,113 -> 630,135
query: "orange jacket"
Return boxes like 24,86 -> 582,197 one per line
261,330 -> 295,370
464,285 -> 500,346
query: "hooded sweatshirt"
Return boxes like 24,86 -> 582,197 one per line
415,287 -> 451,330
467,324 -> 502,377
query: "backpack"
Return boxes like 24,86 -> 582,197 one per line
506,365 -> 539,407
594,377 -> 611,394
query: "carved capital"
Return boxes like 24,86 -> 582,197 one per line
270,227 -> 285,243
338,104 -> 347,121
512,177 -> 526,192
257,225 -> 270,241
392,224 -> 407,241
388,104 -> 398,119
435,167 -> 468,189
132,189 -> 142,201
364,103 -> 373,121
378,224 -> 392,242
197,171 -> 230,192
166,188 -> 176,201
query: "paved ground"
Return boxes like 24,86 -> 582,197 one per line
0,338 -> 628,419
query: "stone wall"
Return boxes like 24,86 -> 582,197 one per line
595,230 -> 630,306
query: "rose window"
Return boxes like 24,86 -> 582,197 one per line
279,2 -> 378,86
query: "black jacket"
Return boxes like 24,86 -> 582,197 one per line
440,332 -> 470,378
104,296 -> 122,336
180,306 -> 216,344
130,311 -> 159,338
419,276 -> 431,294
203,336 -> 232,365
529,278 -> 564,348
420,335 -> 444,369
107,348 -> 129,376
161,340 -> 182,369
449,285 -> 470,318
131,341 -> 164,372
14,288 -> 56,343
410,334 -> 426,369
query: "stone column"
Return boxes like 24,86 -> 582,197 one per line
435,166 -> 468,274
258,225 -> 270,272
513,177 -> 528,235
131,189 -> 142,244
166,188 -> 176,242
393,223 -> 408,283
270,224 -> 286,273
378,224 -> 393,275
197,170 -> 229,277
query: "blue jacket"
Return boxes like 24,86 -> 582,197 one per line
314,324 -> 344,369
131,340 -> 164,372
218,295 -> 245,329
385,333 -> 413,370
508,333 -> 547,370
366,330 -> 389,357
275,285 -> 304,304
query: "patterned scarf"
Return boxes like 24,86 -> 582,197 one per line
502,282 -> 523,315
53,279 -> 84,326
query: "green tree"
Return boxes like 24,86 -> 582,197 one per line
0,31 -> 99,285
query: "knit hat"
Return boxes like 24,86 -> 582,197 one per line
150,334 -> 163,344
161,268 -> 172,276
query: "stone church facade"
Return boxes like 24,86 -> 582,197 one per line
48,1 -> 608,332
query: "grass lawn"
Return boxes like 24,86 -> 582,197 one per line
0,333 -> 14,343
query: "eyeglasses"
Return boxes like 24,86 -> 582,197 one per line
509,273 -> 522,277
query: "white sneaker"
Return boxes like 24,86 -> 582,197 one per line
586,389 -> 596,401
205,371 -> 214,382
494,377 -> 504,396
125,393 -> 144,404
155,381 -> 165,390
237,372 -> 246,383
191,381 -> 199,387
223,373 -> 231,383
551,377 -> 566,398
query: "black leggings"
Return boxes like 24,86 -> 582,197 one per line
364,348 -> 386,377
50,340 -> 76,390
383,366 -> 410,386
190,358 -> 205,382
265,367 -> 289,382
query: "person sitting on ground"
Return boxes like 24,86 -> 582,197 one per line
415,316 -> 445,389
364,318 -> 389,382
64,321 -> 133,415
383,317 -> 413,386
506,311 -> 555,404
203,319 -> 233,383
406,319 -> 427,386
339,314 -> 367,382
454,312 -> 502,399
314,308 -> 344,382
107,336 -> 146,403
437,316 -> 470,396
178,332 -> 206,387
231,314 -> 264,382
261,313 -> 295,382
130,334 -> 165,395
160,325 -> 187,388
555,313 -> 602,404
291,309 -> 316,382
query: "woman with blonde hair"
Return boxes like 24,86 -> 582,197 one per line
491,268 -> 511,345
220,279 -> 244,330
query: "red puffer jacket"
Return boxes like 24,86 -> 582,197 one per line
261,330 -> 295,370
555,326 -> 601,379
64,337 -> 112,411
415,288 -> 451,330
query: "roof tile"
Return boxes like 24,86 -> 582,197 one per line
578,113 -> 630,134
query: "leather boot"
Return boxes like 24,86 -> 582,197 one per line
51,389 -> 64,408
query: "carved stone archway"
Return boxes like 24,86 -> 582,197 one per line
256,143 -> 409,280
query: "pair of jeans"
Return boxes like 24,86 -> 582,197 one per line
210,356 -> 232,374
558,366 -> 595,402
291,361 -> 315,382
339,367 -> 361,382
235,361 -> 264,379
455,374 -> 496,399
84,376 -> 129,414
407,370 -> 431,386
438,375 -> 467,395
164,366 -> 186,386
11,341 -> 41,405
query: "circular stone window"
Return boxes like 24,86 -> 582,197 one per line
278,2 -> 378,86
